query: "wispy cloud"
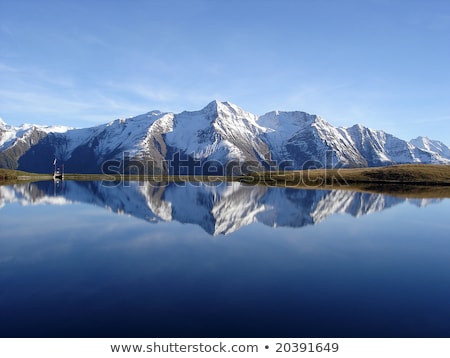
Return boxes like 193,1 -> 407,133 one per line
0,62 -> 75,88
410,115 -> 450,125
0,58 -> 223,127
0,87 -> 146,126
0,23 -> 14,37
104,82 -> 179,103
79,33 -> 110,48
0,89 -> 93,120
0,62 -> 21,74
100,80 -> 222,112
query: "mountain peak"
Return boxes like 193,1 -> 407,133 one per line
146,110 -> 163,116
200,100 -> 257,123
412,135 -> 429,142
203,99 -> 236,112
410,136 -> 450,157
350,123 -> 365,130
258,110 -> 316,130
1,100 -> 450,173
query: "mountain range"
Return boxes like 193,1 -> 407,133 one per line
0,180 -> 440,236
1,100 -> 449,174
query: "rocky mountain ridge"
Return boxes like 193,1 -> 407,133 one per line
1,101 -> 449,174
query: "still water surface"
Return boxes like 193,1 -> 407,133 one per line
1,180 -> 450,337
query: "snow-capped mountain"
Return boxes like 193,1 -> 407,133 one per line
259,111 -> 367,168
1,100 -> 449,173
410,136 -> 450,163
0,119 -> 71,170
0,181 -> 442,235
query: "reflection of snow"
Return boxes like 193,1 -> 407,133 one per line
0,184 -> 71,206
408,198 -> 443,208
311,190 -> 404,222
140,182 -> 172,221
0,180 -> 444,236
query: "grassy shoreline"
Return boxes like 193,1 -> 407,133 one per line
239,164 -> 450,185
0,169 -> 52,184
239,164 -> 450,198
2,164 -> 450,198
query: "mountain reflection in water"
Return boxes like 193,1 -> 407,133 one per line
0,180 -> 441,236
1,180 -> 450,338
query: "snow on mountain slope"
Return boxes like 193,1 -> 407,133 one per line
0,111 -> 171,172
0,126 -> 51,170
410,136 -> 450,156
342,126 -> 450,165
310,116 -> 366,167
1,100 -> 450,173
0,120 -> 71,151
53,111 -> 168,163
138,112 -> 175,174
343,125 -> 418,165
259,111 -> 365,168
0,121 -> 17,150
410,136 -> 450,164
258,111 -> 315,160
96,111 -> 167,159
164,101 -> 270,169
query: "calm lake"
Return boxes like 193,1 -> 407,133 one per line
1,180 -> 450,338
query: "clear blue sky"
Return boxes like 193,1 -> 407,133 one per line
1,0 -> 449,144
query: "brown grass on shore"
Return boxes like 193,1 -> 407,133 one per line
2,164 -> 450,198
239,164 -> 450,198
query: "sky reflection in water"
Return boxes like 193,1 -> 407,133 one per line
0,181 -> 450,337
